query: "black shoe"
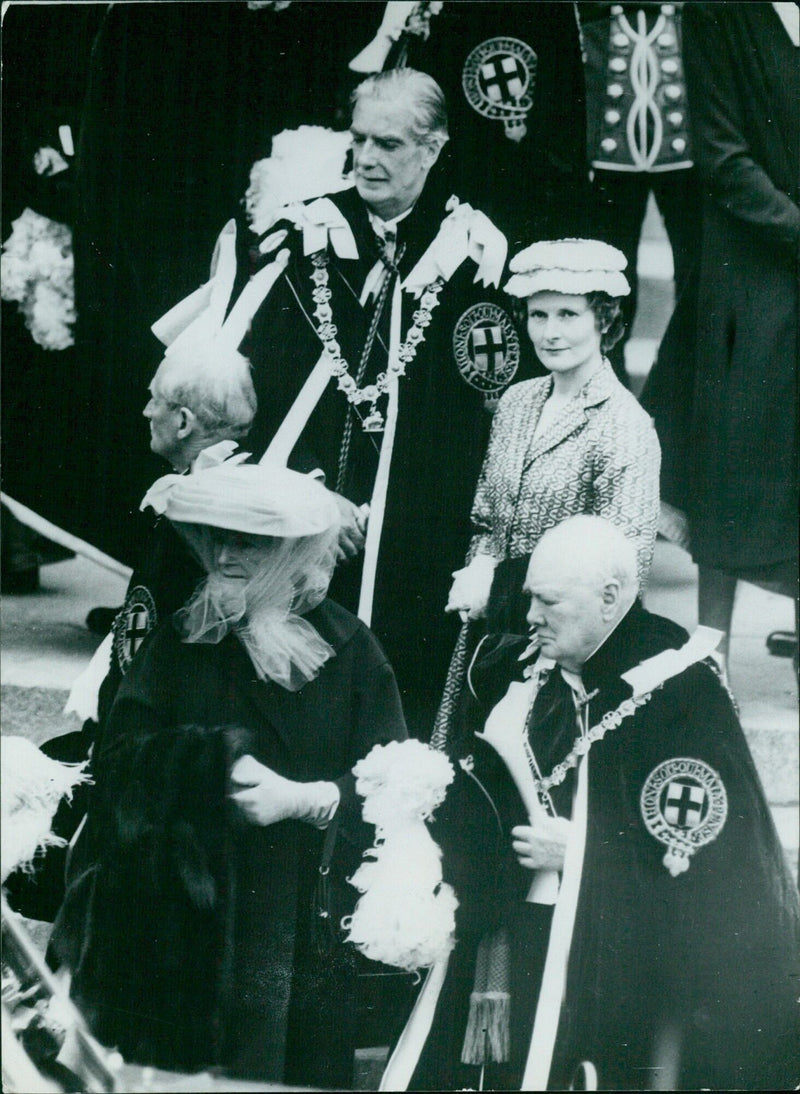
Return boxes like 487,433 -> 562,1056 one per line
85,606 -> 120,636
766,630 -> 798,658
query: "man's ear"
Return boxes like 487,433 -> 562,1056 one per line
601,579 -> 621,618
175,406 -> 196,439
421,137 -> 444,172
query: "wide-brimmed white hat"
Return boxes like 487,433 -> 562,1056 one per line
504,238 -> 630,299
141,456 -> 340,539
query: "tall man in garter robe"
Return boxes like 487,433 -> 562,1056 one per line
348,1 -> 592,251
155,68 -> 534,737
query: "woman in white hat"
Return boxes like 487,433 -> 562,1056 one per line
49,457 -> 406,1088
433,238 -> 660,746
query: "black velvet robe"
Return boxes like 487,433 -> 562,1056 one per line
413,603 -> 800,1090
49,599 -> 407,1088
395,1 -> 592,250
233,180 -> 536,735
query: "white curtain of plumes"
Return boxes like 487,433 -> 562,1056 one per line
245,127 -> 353,236
1,737 -> 90,882
343,741 -> 458,972
1,208 -> 75,350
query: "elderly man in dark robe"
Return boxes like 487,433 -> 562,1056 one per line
379,516 -> 799,1091
156,67 -> 530,738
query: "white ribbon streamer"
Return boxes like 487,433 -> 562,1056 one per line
217,248 -> 290,350
151,219 -> 238,350
379,956 -> 451,1092
478,677 -> 561,905
64,631 -> 113,724
522,751 -> 590,1090
349,1 -> 417,73
262,350 -> 334,467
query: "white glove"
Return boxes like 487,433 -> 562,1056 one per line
445,553 -> 498,622
230,754 -> 339,828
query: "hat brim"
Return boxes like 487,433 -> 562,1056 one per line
504,269 -> 630,299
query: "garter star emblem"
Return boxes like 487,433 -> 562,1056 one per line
462,38 -> 538,142
640,757 -> 728,877
114,585 -> 157,675
453,303 -> 520,406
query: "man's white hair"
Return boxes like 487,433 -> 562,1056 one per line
156,339 -> 256,440
530,516 -> 640,598
351,68 -> 449,151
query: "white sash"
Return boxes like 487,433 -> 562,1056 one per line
379,955 -> 451,1091
357,277 -> 403,625
522,751 -> 590,1089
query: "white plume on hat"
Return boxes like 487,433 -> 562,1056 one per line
504,238 -> 631,299
245,126 -> 353,236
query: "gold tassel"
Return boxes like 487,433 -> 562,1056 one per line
460,991 -> 510,1065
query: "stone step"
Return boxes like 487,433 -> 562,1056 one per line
743,722 -> 799,806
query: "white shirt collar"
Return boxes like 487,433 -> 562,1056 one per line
367,203 -> 415,239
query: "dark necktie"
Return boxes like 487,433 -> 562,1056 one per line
526,668 -> 581,816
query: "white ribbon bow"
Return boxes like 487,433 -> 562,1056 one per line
284,196 -> 360,259
252,196 -> 359,261
403,198 -> 508,297
348,1 -> 417,72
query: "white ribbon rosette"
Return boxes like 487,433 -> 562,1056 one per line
403,197 -> 508,297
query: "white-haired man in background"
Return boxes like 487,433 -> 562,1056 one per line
142,338 -> 256,473
5,339 -> 258,924
103,338 -> 258,707
384,515 -> 799,1092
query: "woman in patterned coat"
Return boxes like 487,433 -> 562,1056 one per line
432,240 -> 660,747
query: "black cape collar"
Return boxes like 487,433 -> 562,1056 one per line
580,599 -> 689,696
331,170 -> 456,274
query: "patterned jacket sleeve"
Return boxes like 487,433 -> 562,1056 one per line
590,406 -> 661,583
467,387 -> 517,561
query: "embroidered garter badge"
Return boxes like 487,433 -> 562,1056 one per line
640,757 -> 728,877
462,37 -> 538,142
453,302 -> 520,408
114,584 -> 157,675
